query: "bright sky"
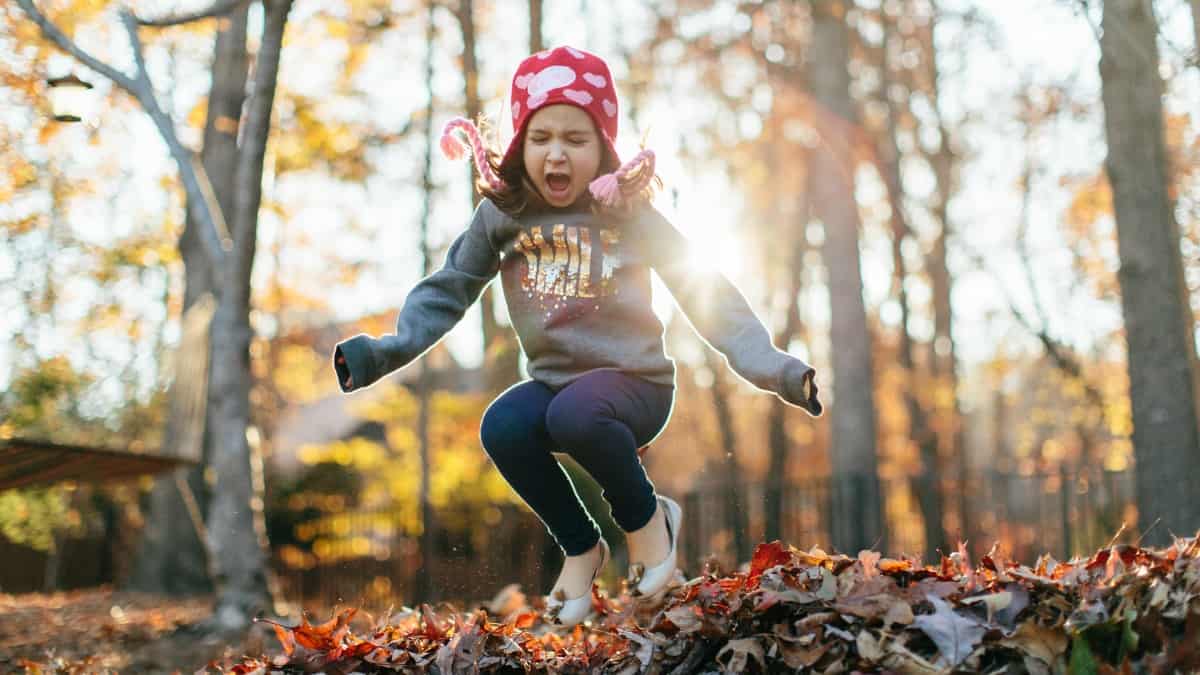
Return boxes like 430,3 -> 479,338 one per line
2,0 -> 1198,407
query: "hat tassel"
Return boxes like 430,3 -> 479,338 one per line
440,118 -> 504,191
589,149 -> 655,208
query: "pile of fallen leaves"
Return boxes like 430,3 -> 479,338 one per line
219,535 -> 1200,674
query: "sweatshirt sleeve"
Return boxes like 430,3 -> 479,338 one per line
642,206 -> 823,416
333,199 -> 503,393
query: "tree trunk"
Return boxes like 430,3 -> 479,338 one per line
207,0 -> 292,629
17,0 -> 284,627
129,301 -> 215,594
413,0 -> 438,606
992,382 -> 1009,466
704,352 -> 751,564
453,0 -> 519,393
130,0 -> 249,597
529,0 -> 543,53
1191,0 -> 1200,68
1099,0 -> 1200,546
808,0 -> 885,555
928,152 -> 965,542
765,181 -> 809,544
764,399 -> 789,544
879,4 -> 945,561
924,0 -> 967,547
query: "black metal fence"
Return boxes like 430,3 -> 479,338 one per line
270,466 -> 1136,609
679,466 -> 1136,571
271,502 -> 552,611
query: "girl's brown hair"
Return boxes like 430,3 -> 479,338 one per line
475,116 -> 661,221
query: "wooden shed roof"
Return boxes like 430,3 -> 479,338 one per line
0,437 -> 193,491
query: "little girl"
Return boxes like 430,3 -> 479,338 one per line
334,45 -> 822,627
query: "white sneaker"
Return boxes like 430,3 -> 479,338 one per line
627,495 -> 682,599
545,538 -> 610,627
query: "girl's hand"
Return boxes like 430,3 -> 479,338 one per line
782,361 -> 822,416
334,333 -> 378,392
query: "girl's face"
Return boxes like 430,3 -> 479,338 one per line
522,104 -> 603,208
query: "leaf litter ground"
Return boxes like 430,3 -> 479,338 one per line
10,534 -> 1200,673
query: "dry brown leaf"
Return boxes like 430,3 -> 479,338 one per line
856,630 -> 884,662
962,590 -> 1013,623
717,636 -> 767,673
997,620 -> 1068,666
912,595 -> 986,667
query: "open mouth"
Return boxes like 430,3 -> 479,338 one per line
545,172 -> 572,199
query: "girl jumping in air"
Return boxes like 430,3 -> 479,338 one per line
333,45 -> 823,627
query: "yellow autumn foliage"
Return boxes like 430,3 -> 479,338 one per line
285,381 -> 519,563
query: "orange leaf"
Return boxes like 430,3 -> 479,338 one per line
271,621 -> 296,657
514,611 -> 536,629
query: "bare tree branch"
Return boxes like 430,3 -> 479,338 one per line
14,0 -> 231,274
960,240 -> 1106,416
14,0 -> 136,91
230,0 -> 291,281
135,0 -> 255,27
119,9 -> 152,89
1007,85 -> 1111,419
119,7 -> 232,270
1015,105 -> 1051,332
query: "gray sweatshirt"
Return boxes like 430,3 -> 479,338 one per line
334,198 -> 822,415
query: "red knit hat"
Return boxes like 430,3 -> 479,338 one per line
441,46 -> 655,208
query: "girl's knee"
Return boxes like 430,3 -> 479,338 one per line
480,381 -> 553,460
545,400 -> 610,449
480,405 -> 538,461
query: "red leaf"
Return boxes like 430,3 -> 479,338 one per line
292,607 -> 356,652
748,541 -> 793,583
513,611 -> 536,629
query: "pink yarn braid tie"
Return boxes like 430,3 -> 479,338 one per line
440,118 -> 504,191
589,149 -> 656,207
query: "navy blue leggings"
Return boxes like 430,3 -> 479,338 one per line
480,369 -> 675,556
